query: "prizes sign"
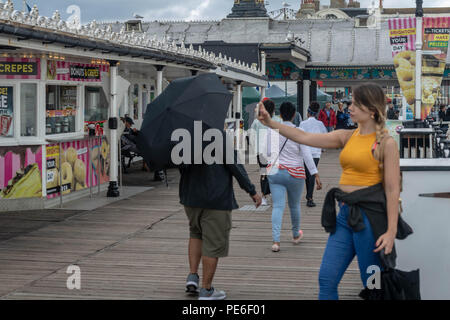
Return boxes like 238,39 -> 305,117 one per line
421,18 -> 450,120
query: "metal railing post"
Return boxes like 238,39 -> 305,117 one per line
97,136 -> 101,195
119,135 -> 123,192
58,142 -> 63,208
89,137 -> 93,198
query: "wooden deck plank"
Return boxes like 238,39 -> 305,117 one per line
0,149 -> 364,300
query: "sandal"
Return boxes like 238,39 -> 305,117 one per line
271,243 -> 280,252
292,230 -> 304,245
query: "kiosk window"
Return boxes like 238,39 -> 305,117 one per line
46,85 -> 77,135
85,86 -> 108,122
20,83 -> 37,137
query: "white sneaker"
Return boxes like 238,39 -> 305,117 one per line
198,287 -> 227,300
261,197 -> 268,206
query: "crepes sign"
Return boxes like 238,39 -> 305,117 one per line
0,58 -> 41,79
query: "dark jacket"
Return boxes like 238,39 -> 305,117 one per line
336,110 -> 349,129
387,108 -> 396,120
179,147 -> 256,211
322,183 -> 413,268
445,109 -> 450,121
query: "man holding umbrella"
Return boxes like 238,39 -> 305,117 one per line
136,73 -> 262,300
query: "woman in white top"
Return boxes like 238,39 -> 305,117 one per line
299,102 -> 328,207
266,102 -> 321,252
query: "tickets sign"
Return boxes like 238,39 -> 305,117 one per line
0,58 -> 41,79
421,17 -> 450,119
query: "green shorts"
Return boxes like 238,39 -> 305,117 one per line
184,206 -> 232,258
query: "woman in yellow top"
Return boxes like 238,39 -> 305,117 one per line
257,83 -> 401,300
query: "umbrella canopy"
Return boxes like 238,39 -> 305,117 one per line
243,87 -> 261,100
266,84 -> 288,98
136,73 -> 233,170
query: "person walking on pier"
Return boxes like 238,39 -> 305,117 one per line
318,102 -> 337,132
257,83 -> 405,300
299,102 -> 327,208
249,98 -> 282,206
181,137 -> 262,300
265,102 -> 321,252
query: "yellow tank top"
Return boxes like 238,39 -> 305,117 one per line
339,128 -> 382,186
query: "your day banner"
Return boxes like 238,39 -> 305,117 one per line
388,18 -> 417,111
388,17 -> 450,120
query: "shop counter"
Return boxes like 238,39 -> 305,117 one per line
396,159 -> 450,299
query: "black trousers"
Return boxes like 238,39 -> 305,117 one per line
305,158 -> 320,200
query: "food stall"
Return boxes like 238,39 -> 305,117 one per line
0,56 -> 112,210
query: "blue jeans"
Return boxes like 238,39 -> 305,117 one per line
318,203 -> 382,300
268,169 -> 305,243
326,126 -> 334,132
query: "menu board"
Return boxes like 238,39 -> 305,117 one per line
0,86 -> 13,137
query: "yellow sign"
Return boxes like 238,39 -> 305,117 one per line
389,29 -> 416,37
46,146 -> 60,158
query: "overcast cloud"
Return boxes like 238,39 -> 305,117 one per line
11,0 -> 450,23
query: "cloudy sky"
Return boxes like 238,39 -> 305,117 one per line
11,0 -> 450,23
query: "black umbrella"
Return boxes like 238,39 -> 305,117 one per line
136,73 -> 233,171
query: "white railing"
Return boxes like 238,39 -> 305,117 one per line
0,0 -> 263,76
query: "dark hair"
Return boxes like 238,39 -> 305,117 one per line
263,99 -> 275,117
280,102 -> 296,121
310,101 -> 320,113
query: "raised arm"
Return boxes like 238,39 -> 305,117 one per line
257,102 -> 352,149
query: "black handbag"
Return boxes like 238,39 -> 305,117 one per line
359,250 -> 421,300
260,175 -> 270,196
260,138 -> 289,196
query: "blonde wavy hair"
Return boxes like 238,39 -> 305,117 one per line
352,83 -> 389,179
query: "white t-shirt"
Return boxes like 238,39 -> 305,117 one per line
299,117 -> 328,158
265,121 -> 318,176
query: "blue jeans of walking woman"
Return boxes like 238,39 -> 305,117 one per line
268,169 -> 305,243
318,203 -> 382,300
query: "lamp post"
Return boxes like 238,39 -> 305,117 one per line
415,0 -> 423,121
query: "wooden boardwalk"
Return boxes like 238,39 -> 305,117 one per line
0,150 -> 363,300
